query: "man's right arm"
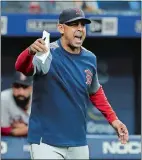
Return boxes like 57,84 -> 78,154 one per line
15,48 -> 34,76
15,38 -> 50,76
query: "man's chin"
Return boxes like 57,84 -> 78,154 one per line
73,43 -> 82,48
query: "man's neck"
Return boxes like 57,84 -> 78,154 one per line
60,38 -> 81,54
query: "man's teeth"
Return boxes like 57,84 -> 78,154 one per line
75,36 -> 81,39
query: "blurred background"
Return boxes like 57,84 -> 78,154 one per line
1,0 -> 141,159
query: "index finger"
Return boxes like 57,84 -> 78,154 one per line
122,125 -> 129,135
37,38 -> 45,45
122,133 -> 129,144
34,40 -> 48,52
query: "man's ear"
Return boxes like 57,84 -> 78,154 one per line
57,24 -> 64,34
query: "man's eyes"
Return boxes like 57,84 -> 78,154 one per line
71,23 -> 78,26
68,22 -> 85,26
66,22 -> 77,26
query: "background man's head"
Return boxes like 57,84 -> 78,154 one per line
12,71 -> 33,110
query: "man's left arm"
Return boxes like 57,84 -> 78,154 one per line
89,73 -> 129,144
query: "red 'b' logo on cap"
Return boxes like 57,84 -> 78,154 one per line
73,8 -> 82,15
20,73 -> 27,81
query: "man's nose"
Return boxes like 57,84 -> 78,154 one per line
77,23 -> 84,30
18,88 -> 25,94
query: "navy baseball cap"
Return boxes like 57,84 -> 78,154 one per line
13,71 -> 33,86
59,8 -> 91,24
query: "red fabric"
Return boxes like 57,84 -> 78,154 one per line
1,127 -> 12,136
15,48 -> 34,75
89,86 -> 118,123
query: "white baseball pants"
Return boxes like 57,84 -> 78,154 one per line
30,141 -> 89,159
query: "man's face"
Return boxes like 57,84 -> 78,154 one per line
12,83 -> 32,101
59,20 -> 87,48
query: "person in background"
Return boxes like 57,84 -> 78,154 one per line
1,71 -> 33,136
74,0 -> 103,14
28,1 -> 56,14
28,2 -> 41,14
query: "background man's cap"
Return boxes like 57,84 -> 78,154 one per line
13,71 -> 33,86
59,8 -> 91,24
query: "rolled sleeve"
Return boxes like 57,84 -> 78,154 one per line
33,52 -> 52,75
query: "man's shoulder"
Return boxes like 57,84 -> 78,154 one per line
1,88 -> 12,99
82,46 -> 96,59
1,88 -> 14,108
50,40 -> 60,50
